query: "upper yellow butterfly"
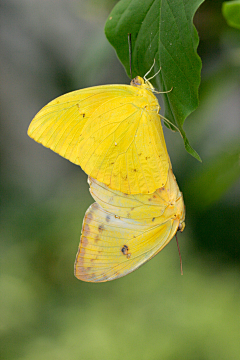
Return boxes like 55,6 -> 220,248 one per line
28,76 -> 170,194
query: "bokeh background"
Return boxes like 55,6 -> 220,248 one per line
1,1 -> 240,359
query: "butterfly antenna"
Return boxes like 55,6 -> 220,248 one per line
143,59 -> 156,80
128,33 -> 132,79
175,233 -> 183,275
146,67 -> 162,81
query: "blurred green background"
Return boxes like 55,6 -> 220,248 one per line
1,1 -> 240,359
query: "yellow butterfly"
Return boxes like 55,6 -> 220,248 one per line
74,167 -> 185,282
28,76 -> 170,194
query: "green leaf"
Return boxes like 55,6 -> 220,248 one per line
105,0 -> 204,161
222,1 -> 240,30
185,143 -> 240,211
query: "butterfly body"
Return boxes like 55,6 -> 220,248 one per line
28,77 -> 170,194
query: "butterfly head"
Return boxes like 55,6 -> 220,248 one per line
176,195 -> 185,234
130,76 -> 155,92
178,221 -> 185,232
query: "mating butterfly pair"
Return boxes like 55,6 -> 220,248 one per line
28,75 -> 185,282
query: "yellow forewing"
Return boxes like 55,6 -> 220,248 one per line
28,87 -> 126,165
28,79 -> 170,194
74,169 -> 185,282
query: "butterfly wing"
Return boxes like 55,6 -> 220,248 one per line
28,86 -> 129,165
88,168 -> 181,222
75,169 -> 185,282
78,97 -> 169,194
74,203 -> 180,282
28,84 -> 170,194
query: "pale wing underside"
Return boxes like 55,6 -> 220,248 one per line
88,168 -> 180,222
74,203 -> 179,282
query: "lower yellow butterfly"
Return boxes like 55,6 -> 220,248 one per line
28,76 -> 170,194
74,166 -> 185,282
